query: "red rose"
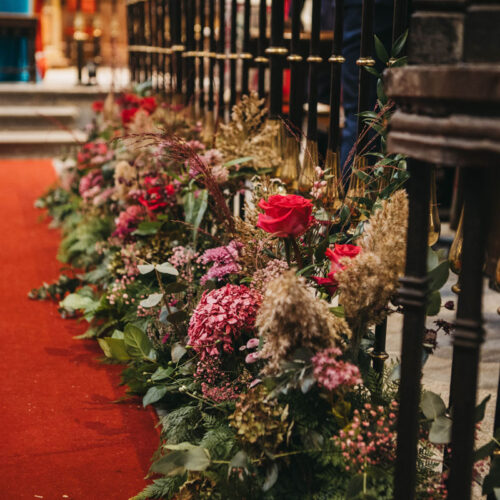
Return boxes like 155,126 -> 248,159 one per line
312,244 -> 361,294
140,96 -> 157,114
138,186 -> 169,211
257,194 -> 313,238
165,184 -> 176,196
92,100 -> 104,112
121,107 -> 139,124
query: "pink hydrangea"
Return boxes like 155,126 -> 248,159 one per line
112,205 -> 145,239
188,284 -> 262,359
311,347 -> 362,392
197,240 -> 243,284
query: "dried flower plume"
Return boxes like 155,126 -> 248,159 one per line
257,270 -> 351,374
215,93 -> 283,171
336,190 -> 408,331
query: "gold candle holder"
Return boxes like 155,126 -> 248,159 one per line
449,207 -> 463,294
201,110 -> 215,146
346,156 -> 368,197
323,149 -> 345,213
279,135 -> 300,190
428,166 -> 441,246
298,139 -> 318,194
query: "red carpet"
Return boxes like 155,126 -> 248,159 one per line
0,159 -> 158,499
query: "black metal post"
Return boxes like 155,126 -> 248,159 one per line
394,159 -> 431,500
229,0 -> 238,108
448,167 -> 489,499
208,0 -> 216,111
356,0 -> 375,149
198,0 -> 206,111
185,0 -> 196,106
326,0 -> 344,158
392,0 -> 409,44
217,0 -> 226,121
139,1 -> 147,83
241,0 -> 252,96
305,0 -> 322,142
288,0 -> 305,132
256,0 -> 268,98
170,0 -> 182,97
267,0 -> 287,118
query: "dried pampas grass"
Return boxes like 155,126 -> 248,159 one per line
257,270 -> 351,374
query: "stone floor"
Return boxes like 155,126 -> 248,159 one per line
42,66 -> 130,90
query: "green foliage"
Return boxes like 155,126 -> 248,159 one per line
161,406 -> 202,445
184,187 -> 208,245
131,476 -> 185,500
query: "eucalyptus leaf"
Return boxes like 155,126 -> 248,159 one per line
428,261 -> 449,291
140,293 -> 164,308
421,391 -> 447,420
262,462 -> 279,492
59,293 -> 96,313
228,450 -> 249,477
138,264 -> 155,274
429,415 -> 452,444
171,342 -> 188,363
155,262 -> 179,276
426,290 -> 441,316
151,443 -> 211,476
143,385 -> 168,407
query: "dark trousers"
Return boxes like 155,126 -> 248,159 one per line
340,0 -> 393,171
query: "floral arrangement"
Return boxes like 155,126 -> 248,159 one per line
32,90 -> 497,499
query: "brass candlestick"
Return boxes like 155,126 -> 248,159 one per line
428,166 -> 441,246
323,149 -> 345,213
449,207 -> 464,294
298,139 -> 318,194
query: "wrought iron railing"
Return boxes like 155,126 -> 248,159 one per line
124,1 -> 499,498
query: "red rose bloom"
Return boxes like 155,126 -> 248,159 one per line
140,96 -> 157,114
257,194 -> 313,238
138,186 -> 169,211
121,107 -> 139,124
92,100 -> 104,112
312,244 -> 361,294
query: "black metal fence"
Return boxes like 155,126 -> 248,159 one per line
124,1 -> 498,499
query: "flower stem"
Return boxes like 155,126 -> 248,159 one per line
290,237 -> 304,269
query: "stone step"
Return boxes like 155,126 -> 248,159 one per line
0,129 -> 87,158
0,83 -> 108,105
0,105 -> 79,129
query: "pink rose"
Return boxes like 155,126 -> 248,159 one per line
257,194 -> 313,238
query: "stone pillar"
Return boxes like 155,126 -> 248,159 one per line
42,0 -> 68,67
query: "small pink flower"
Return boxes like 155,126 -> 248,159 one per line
245,352 -> 260,364
246,338 -> 260,349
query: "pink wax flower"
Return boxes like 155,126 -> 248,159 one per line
311,347 -> 362,392
197,240 -> 243,284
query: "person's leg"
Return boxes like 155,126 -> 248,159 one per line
340,2 -> 363,173
341,1 -> 393,174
